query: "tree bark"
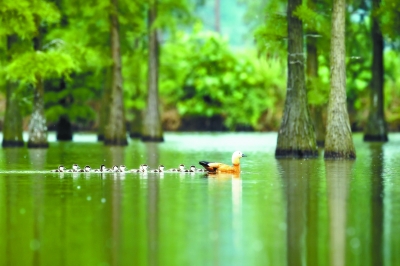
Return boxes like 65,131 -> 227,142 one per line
104,0 -> 128,146
306,0 -> 326,147
275,0 -> 318,158
2,35 -> 24,148
142,1 -> 164,142
324,0 -> 356,159
363,0 -> 387,142
28,22 -> 49,148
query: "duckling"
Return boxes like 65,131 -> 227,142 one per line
79,165 -> 91,172
150,165 -> 165,173
111,165 -> 119,172
66,164 -> 80,172
189,165 -> 197,172
199,151 -> 247,174
94,164 -> 108,172
141,164 -> 149,173
51,165 -> 65,172
118,165 -> 127,172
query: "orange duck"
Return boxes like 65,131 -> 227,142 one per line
199,151 -> 247,173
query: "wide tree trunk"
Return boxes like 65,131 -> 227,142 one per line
142,1 -> 164,142
324,0 -> 355,159
275,0 -> 318,158
97,68 -> 112,141
2,35 -> 24,147
363,0 -> 387,142
28,24 -> 48,148
104,0 -> 128,146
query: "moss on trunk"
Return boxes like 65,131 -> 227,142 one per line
324,0 -> 356,160
275,0 -> 318,158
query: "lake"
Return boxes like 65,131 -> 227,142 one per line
1,132 -> 399,266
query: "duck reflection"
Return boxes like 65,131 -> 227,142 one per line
326,160 -> 353,266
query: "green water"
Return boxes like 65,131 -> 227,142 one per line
1,132 -> 400,266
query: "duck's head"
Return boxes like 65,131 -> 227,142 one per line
59,165 -> 65,171
72,164 -> 79,170
112,165 -> 119,171
142,164 -> 148,171
232,151 -> 247,165
119,165 -> 126,171
190,165 -> 196,171
179,164 -> 185,171
100,164 -> 107,171
84,165 -> 91,172
159,165 -> 165,171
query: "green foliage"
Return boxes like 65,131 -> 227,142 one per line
160,26 -> 286,130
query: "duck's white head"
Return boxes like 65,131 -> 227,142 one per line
101,164 -> 107,171
232,151 -> 247,165
179,164 -> 185,171
119,165 -> 126,171
142,164 -> 148,172
72,164 -> 79,170
59,165 -> 65,171
159,165 -> 165,172
112,165 -> 119,171
190,165 -> 196,171
84,165 -> 91,172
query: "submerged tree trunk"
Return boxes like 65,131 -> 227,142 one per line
364,0 -> 387,142
275,0 -> 318,158
98,68 -> 112,141
28,23 -> 48,148
104,0 -> 128,146
28,76 -> 49,148
324,0 -> 355,159
142,1 -> 164,142
2,35 -> 24,147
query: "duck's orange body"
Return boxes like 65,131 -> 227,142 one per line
199,151 -> 247,173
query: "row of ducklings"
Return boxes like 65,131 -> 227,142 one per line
51,164 -> 207,173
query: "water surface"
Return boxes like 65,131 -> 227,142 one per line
1,132 -> 400,266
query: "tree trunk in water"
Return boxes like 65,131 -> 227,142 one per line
364,0 -> 387,142
324,0 -> 356,159
275,0 -> 318,158
28,77 -> 49,148
28,23 -> 48,149
104,0 -> 128,146
2,35 -> 24,147
306,0 -> 325,147
129,108 -> 142,138
142,1 -> 164,142
56,79 -> 73,141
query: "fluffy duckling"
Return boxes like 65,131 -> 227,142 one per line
141,164 -> 149,173
94,164 -> 108,172
79,165 -> 91,172
67,164 -> 80,172
111,165 -> 119,172
150,165 -> 165,173
189,165 -> 197,172
199,151 -> 247,174
51,165 -> 65,172
118,165 -> 127,172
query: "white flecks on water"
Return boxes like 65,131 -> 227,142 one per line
87,196 -> 92,201
77,186 -> 81,189
101,198 -> 106,203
